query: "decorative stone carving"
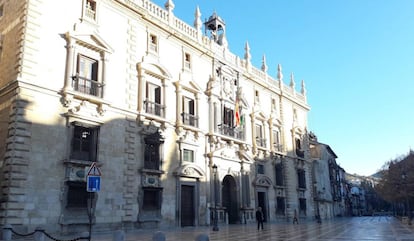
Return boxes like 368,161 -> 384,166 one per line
142,174 -> 160,187
220,146 -> 236,159
174,164 -> 204,179
67,166 -> 86,182
67,100 -> 104,120
183,167 -> 196,176
254,175 -> 273,187
97,104 -> 107,116
223,77 -> 233,97
61,93 -> 73,107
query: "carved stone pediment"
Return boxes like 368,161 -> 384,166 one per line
65,30 -> 113,54
253,175 -> 273,187
173,164 -> 205,179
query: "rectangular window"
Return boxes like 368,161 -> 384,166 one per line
257,164 -> 264,174
149,34 -> 158,53
220,106 -> 236,137
78,55 -> 98,81
272,130 -> 281,151
255,124 -> 262,138
255,124 -> 265,147
297,169 -> 306,189
145,82 -> 163,116
73,55 -> 102,97
70,125 -> 99,162
146,83 -> 161,104
275,163 -> 284,186
295,138 -> 304,158
144,143 -> 160,170
143,188 -> 161,210
66,181 -> 88,208
184,53 -> 191,69
182,96 -> 197,126
85,0 -> 96,20
183,149 -> 194,162
276,197 -> 285,215
255,90 -> 260,102
223,107 -> 234,127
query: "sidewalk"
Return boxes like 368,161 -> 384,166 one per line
86,216 -> 414,241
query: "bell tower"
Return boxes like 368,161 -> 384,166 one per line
204,12 -> 227,47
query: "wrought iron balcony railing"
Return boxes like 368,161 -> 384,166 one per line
256,138 -> 267,148
144,99 -> 165,117
218,124 -> 244,140
181,113 -> 199,127
273,143 -> 283,152
71,75 -> 103,98
85,7 -> 96,20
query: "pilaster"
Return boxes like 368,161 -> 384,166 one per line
122,117 -> 139,222
0,98 -> 32,225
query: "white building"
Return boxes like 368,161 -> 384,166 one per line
0,0 -> 315,233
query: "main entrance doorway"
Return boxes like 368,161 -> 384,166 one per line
222,175 -> 239,224
181,185 -> 195,226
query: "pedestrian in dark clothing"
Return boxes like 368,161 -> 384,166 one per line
293,209 -> 299,224
256,207 -> 264,230
316,214 -> 322,224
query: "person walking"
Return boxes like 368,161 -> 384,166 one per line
293,209 -> 299,224
256,207 -> 264,230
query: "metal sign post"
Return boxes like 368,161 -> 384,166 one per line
86,162 -> 101,241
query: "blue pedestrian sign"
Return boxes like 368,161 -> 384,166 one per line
87,176 -> 101,192
86,162 -> 101,192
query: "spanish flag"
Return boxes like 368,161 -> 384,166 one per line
234,99 -> 240,127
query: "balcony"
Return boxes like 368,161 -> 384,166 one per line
144,100 -> 165,117
71,75 -> 103,98
256,138 -> 267,148
85,7 -> 96,20
218,124 -> 244,140
181,113 -> 198,127
273,143 -> 283,152
85,1 -> 96,20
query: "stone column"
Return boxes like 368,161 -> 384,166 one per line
64,33 -> 75,90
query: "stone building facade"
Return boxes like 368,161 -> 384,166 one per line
0,0 -> 315,233
309,133 -> 347,220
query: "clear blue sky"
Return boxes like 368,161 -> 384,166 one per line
152,0 -> 414,176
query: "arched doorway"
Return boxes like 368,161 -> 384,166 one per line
222,175 -> 239,224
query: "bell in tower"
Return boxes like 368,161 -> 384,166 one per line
204,12 -> 227,47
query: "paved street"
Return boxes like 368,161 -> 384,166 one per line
89,216 -> 414,241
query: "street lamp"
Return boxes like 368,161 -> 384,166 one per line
212,164 -> 219,231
